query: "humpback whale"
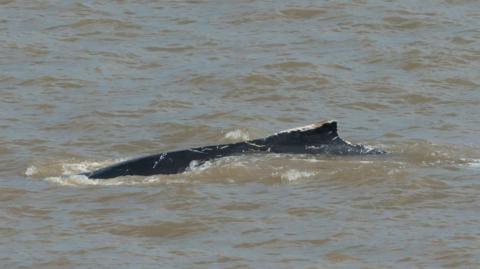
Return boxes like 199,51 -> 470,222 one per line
84,121 -> 384,179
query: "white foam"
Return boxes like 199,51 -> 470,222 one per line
225,129 -> 250,141
188,159 -> 214,173
25,165 -> 38,176
142,176 -> 188,185
280,169 -> 316,182
60,158 -> 127,175
43,173 -> 192,186
25,158 -> 130,186
463,158 -> 480,168
61,162 -> 95,175
44,175 -> 99,186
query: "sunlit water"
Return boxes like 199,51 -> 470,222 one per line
1,0 -> 480,268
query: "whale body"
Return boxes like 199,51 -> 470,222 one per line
84,121 -> 385,179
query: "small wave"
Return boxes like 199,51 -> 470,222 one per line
44,173 -> 191,186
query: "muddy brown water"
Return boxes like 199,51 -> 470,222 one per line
1,1 -> 480,268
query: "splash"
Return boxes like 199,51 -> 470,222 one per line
44,174 -> 110,186
25,159 -> 127,178
224,129 -> 250,141
25,165 -> 38,176
187,159 -> 213,173
27,140 -> 478,187
25,158 -> 130,186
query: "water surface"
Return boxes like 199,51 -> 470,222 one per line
1,0 -> 480,268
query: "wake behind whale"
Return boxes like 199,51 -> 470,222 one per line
84,121 -> 385,179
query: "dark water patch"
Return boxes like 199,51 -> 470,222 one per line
383,16 -> 429,30
241,73 -> 282,86
144,46 -> 194,53
0,187 -> 31,202
451,36 -> 475,45
33,257 -> 72,269
47,19 -> 142,31
397,94 -> 441,105
110,220 -> 208,238
234,238 -> 330,249
264,61 -> 316,70
284,75 -> 329,86
279,8 -> 326,20
244,94 -> 302,103
5,206 -> 54,220
20,76 -> 92,89
286,207 -> 331,217
219,202 -> 263,211
69,208 -> 132,217
339,102 -> 390,111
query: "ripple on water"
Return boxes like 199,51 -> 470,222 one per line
20,76 -> 92,89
